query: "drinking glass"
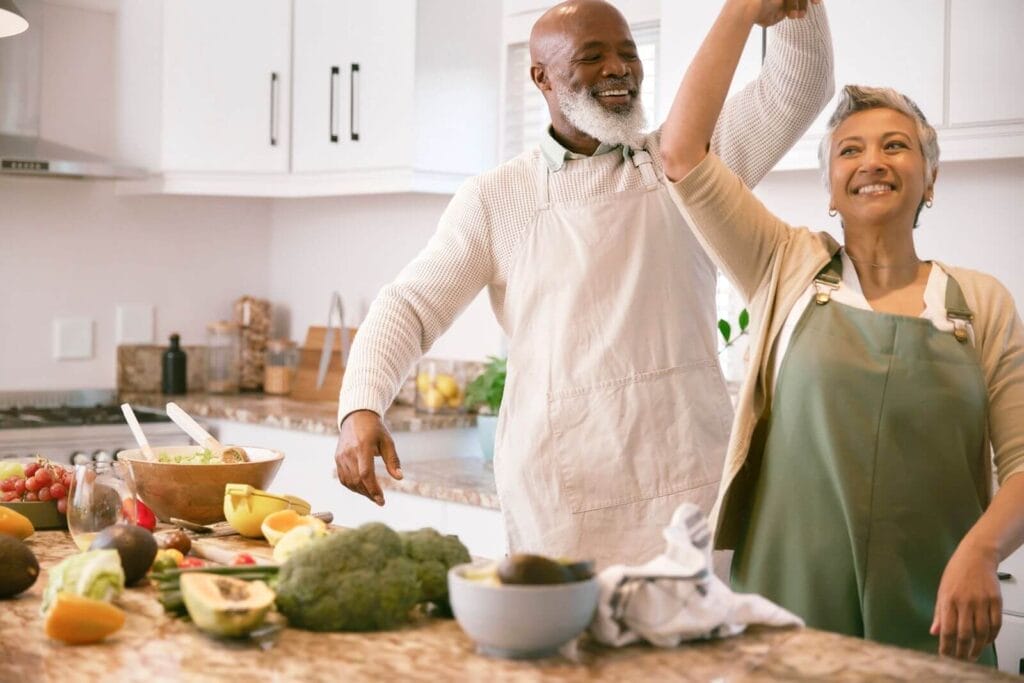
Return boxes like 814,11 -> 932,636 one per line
67,462 -> 137,551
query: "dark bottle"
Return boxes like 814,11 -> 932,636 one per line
162,333 -> 188,395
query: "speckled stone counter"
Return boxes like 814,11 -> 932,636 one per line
120,392 -> 477,435
3,531 -> 1009,683
370,456 -> 499,509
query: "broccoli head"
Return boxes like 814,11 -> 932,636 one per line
274,523 -> 472,632
399,528 -> 471,605
275,523 -> 420,632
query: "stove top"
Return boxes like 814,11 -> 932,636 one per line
0,405 -> 172,430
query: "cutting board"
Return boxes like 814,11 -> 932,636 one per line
190,535 -> 277,566
290,326 -> 358,402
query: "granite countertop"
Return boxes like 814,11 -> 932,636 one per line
2,531 -> 1009,683
120,392 -> 477,435
370,457 -> 499,509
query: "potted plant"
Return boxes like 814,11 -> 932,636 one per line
464,356 -> 506,462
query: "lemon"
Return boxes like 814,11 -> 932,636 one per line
434,374 -> 458,399
416,372 -> 431,394
446,387 -> 463,408
422,387 -> 446,410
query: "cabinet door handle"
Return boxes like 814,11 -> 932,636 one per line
329,66 -> 340,143
350,63 -> 360,141
269,72 -> 280,147
999,571 -> 1013,581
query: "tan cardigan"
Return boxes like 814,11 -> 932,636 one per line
669,153 -> 1024,550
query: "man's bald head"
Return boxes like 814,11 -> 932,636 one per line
529,0 -> 630,66
528,0 -> 646,153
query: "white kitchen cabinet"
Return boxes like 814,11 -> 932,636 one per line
996,613 -> 1024,675
117,0 -> 501,197
949,0 -> 1024,126
117,0 -> 292,174
776,0 -> 944,170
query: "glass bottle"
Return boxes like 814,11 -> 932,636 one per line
263,339 -> 298,395
161,333 -> 187,395
205,321 -> 240,394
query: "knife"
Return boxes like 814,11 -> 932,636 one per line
171,510 -> 334,538
316,292 -> 346,389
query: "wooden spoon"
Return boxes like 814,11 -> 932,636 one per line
165,402 -> 249,462
120,403 -> 156,461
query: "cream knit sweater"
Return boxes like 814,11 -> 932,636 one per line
338,6 -> 835,424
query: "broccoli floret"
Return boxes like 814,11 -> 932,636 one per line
274,523 -> 471,632
399,528 -> 471,605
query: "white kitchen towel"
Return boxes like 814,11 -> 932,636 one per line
590,503 -> 803,648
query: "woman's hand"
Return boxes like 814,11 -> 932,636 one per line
750,0 -> 818,28
930,542 -> 1002,660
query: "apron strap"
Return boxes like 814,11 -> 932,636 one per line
631,149 -> 660,189
944,274 -> 975,343
812,251 -> 844,305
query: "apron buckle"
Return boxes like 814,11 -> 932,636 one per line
952,321 -> 970,343
813,282 -> 838,305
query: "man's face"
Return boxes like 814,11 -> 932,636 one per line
534,3 -> 647,147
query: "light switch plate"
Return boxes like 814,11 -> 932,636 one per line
116,304 -> 155,344
53,317 -> 94,360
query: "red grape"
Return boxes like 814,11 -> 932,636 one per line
38,487 -> 52,502
23,491 -> 37,501
2,491 -> 17,502
24,463 -> 39,477
49,482 -> 66,499
35,469 -> 52,487
56,497 -> 67,514
24,477 -> 41,493
13,479 -> 25,496
0,478 -> 13,492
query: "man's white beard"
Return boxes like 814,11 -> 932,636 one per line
555,82 -> 647,149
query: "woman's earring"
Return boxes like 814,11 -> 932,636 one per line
828,207 -> 838,218
925,197 -> 934,208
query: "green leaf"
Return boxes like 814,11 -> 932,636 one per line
738,309 -> 750,331
464,356 -> 507,413
718,320 -> 731,343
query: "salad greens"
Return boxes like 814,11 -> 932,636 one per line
157,449 -> 221,464
41,549 -> 125,614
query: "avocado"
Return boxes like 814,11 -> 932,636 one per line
497,553 -> 575,585
0,533 -> 40,598
562,559 -> 595,581
180,573 -> 275,638
89,523 -> 158,586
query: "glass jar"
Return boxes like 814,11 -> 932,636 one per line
205,321 -> 240,394
414,359 -> 467,415
264,339 -> 298,396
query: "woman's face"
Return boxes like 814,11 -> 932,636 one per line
828,107 -> 933,230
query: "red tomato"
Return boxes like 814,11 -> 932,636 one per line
177,557 -> 206,569
231,553 -> 257,566
135,500 -> 157,530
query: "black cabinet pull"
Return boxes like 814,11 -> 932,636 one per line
329,66 -> 340,143
269,72 -> 280,146
998,571 -> 1013,581
350,63 -> 360,141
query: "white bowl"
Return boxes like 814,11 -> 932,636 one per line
448,561 -> 599,659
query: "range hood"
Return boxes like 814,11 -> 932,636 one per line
0,0 -> 144,178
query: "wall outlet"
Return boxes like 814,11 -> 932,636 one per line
53,317 -> 94,360
116,304 -> 155,344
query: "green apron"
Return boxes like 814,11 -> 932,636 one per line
732,254 -> 995,665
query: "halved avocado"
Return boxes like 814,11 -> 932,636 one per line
180,573 -> 275,638
0,533 -> 39,598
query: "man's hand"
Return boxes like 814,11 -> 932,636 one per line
930,541 -> 1002,661
746,0 -> 820,28
335,410 -> 403,506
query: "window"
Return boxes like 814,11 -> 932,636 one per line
502,22 -> 659,161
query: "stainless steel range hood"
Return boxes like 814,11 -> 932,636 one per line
0,0 -> 144,178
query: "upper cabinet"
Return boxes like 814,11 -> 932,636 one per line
291,1 -> 415,173
117,0 -> 501,197
653,0 -> 1023,172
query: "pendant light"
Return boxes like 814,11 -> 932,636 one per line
0,0 -> 28,38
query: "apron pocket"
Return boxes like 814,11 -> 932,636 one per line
548,361 -> 731,513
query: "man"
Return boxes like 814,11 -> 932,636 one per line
336,0 -> 833,568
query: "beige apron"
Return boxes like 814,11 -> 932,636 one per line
493,146 -> 732,569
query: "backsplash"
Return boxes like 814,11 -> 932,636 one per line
118,345 -> 208,394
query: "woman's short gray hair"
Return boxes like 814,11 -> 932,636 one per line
817,85 -> 940,192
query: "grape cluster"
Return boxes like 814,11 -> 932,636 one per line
0,460 -> 73,514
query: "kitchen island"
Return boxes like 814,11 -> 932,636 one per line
1,531 -> 1009,683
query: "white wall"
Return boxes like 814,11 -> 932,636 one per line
0,176 -> 273,390
267,193 -> 506,361
753,158 -> 1024,303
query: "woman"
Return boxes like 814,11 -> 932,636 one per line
658,0 -> 1024,665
